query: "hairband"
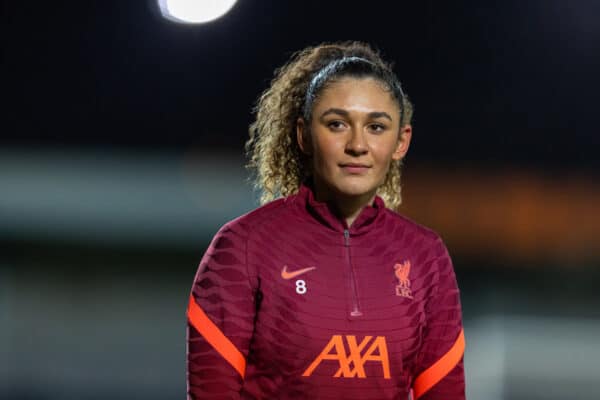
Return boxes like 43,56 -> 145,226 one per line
303,56 -> 405,121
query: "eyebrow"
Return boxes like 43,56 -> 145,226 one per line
319,108 -> 393,122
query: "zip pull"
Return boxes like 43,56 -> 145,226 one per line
344,229 -> 350,246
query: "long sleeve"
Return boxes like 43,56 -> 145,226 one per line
412,239 -> 466,400
186,222 -> 258,400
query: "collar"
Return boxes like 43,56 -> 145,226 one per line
293,182 -> 386,235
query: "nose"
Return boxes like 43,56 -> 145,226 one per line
345,129 -> 368,156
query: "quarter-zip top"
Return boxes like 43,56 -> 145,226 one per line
187,182 -> 466,399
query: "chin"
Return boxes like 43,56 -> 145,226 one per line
334,181 -> 377,199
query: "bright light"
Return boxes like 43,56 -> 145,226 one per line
158,0 -> 238,24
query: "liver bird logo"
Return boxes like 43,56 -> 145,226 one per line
394,260 -> 411,286
394,260 -> 413,298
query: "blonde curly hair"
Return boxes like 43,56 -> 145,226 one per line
246,41 -> 413,210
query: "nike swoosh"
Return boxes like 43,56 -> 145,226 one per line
281,265 -> 317,280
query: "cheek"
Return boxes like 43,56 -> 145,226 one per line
372,138 -> 401,163
312,137 -> 341,166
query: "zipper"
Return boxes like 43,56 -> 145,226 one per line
344,229 -> 362,317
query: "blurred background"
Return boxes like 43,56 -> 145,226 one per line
2,0 -> 599,399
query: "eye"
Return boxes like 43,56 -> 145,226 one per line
369,123 -> 386,133
327,120 -> 347,131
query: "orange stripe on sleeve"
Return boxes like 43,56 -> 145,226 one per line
187,295 -> 246,377
413,328 -> 465,399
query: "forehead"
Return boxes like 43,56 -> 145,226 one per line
313,77 -> 400,116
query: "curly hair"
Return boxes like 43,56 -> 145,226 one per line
246,41 -> 414,210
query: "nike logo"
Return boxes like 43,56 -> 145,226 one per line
281,265 -> 316,280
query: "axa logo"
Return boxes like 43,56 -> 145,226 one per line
394,260 -> 413,299
302,335 -> 390,379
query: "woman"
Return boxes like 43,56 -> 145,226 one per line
187,41 -> 465,399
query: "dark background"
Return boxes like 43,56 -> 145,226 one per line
2,1 -> 599,399
4,1 -> 600,168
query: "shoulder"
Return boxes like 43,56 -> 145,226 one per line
381,208 -> 454,279
199,198 -> 292,279
214,196 -> 293,240
382,207 -> 446,247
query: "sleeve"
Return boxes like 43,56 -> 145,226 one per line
411,238 -> 466,400
186,222 -> 258,400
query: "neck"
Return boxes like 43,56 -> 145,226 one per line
312,180 -> 376,228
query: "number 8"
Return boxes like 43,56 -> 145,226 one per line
295,279 -> 307,294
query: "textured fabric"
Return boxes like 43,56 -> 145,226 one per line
187,184 -> 465,399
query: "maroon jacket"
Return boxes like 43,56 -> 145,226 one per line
187,184 -> 465,399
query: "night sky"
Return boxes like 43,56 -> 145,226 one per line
3,0 -> 599,170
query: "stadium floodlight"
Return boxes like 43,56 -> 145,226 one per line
158,0 -> 238,24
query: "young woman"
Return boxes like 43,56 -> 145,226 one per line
187,41 -> 465,399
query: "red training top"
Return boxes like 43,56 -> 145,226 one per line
187,183 -> 465,399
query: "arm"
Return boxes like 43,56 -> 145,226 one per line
412,239 -> 466,400
186,222 -> 258,400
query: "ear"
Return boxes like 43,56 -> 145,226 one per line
296,117 -> 312,155
392,124 -> 412,161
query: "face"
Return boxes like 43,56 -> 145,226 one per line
297,77 -> 412,204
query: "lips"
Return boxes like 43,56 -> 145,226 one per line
340,163 -> 371,174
